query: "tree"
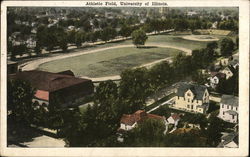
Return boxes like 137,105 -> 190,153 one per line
58,33 -> 68,52
220,38 -> 234,56
119,25 -> 131,38
192,70 -> 208,85
131,29 -> 148,48
206,41 -> 218,61
148,61 -> 173,91
236,37 -> 239,49
67,30 -> 77,44
119,68 -> 150,113
124,118 -> 165,146
34,42 -> 42,55
100,27 -> 116,42
206,116 -> 226,146
75,32 -> 83,48
7,79 -> 35,124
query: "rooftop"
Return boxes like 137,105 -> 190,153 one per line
8,70 -> 93,92
221,95 -> 238,107
176,82 -> 207,100
120,110 -> 165,126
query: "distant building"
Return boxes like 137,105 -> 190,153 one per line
218,95 -> 238,123
217,132 -> 238,148
187,11 -> 198,16
118,110 -> 166,131
173,83 -> 209,114
26,37 -> 36,48
220,66 -> 235,79
219,58 -> 229,67
211,21 -> 218,29
7,60 -> 18,74
229,55 -> 239,69
8,70 -> 94,108
167,113 -> 180,126
206,72 -> 226,89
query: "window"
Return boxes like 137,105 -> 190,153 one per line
223,111 -> 224,115
187,93 -> 191,96
227,105 -> 229,109
187,105 -> 190,108
232,115 -> 235,119
222,104 -> 224,108
188,99 -> 190,102
231,106 -> 233,110
236,107 -> 238,111
191,105 -> 193,109
197,100 -> 198,103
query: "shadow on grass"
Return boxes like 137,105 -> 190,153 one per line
137,46 -> 158,49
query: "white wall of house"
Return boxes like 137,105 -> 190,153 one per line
120,123 -> 136,131
218,103 -> 238,123
221,68 -> 233,79
32,98 -> 49,106
174,89 -> 209,114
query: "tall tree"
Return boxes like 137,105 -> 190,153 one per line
131,29 -> 148,48
220,38 -> 234,56
7,79 -> 35,124
206,116 -> 226,146
119,68 -> 150,113
124,118 -> 165,146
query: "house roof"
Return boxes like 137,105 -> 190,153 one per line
210,72 -> 226,79
176,82 -> 207,100
8,70 -> 93,92
218,132 -> 238,147
34,90 -> 49,101
169,113 -> 180,121
225,110 -> 238,115
223,66 -> 235,73
120,110 -> 165,126
221,95 -> 238,107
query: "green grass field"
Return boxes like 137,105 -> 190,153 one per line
38,34 -> 231,78
39,47 -> 183,77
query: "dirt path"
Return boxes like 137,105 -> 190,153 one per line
21,44 -> 192,81
182,35 -> 219,42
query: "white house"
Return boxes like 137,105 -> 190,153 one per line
173,83 -> 210,114
119,110 -> 166,131
167,113 -> 180,126
220,66 -> 234,80
207,72 -> 226,89
218,95 -> 238,123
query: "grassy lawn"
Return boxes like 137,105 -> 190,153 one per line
38,34 -> 231,78
39,47 -> 183,77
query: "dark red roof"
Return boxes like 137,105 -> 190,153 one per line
120,110 -> 165,126
9,70 -> 93,92
171,113 -> 180,121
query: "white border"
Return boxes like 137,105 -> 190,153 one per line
1,0 -> 249,156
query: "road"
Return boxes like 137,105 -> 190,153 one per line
147,97 -> 175,113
